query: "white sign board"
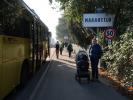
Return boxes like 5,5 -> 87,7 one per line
64,36 -> 68,40
83,13 -> 115,27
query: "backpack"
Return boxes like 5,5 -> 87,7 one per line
56,43 -> 59,49
67,44 -> 73,51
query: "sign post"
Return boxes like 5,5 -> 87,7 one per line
104,28 -> 116,45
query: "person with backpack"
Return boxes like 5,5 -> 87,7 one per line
55,41 -> 60,58
67,42 -> 73,57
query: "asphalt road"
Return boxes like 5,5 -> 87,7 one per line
29,59 -> 128,100
5,49 -> 129,100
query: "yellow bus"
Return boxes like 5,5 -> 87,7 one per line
0,0 -> 50,99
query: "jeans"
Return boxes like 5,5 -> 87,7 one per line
90,57 -> 99,79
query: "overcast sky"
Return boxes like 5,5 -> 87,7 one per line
23,0 -> 62,40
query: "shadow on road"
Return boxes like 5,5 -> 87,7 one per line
58,57 -> 76,64
4,58 -> 129,100
31,60 -> 128,100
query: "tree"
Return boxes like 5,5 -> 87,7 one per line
51,0 -> 133,39
56,16 -> 69,41
55,0 -> 96,47
102,32 -> 133,86
96,0 -> 133,37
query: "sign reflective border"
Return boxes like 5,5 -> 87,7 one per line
104,28 -> 116,39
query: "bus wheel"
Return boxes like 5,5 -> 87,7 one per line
20,59 -> 30,87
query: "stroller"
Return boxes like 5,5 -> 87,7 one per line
75,50 -> 90,82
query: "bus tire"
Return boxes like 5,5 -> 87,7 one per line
20,59 -> 30,87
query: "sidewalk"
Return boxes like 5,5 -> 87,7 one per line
53,48 -> 109,82
53,47 -> 76,67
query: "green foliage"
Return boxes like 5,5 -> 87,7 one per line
54,0 -> 95,47
102,32 -> 133,86
56,16 -> 69,41
54,0 -> 133,38
97,0 -> 133,36
56,0 -> 94,23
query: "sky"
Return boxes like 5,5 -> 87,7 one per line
23,0 -> 62,40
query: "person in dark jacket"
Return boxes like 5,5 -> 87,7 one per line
60,41 -> 64,55
67,43 -> 73,57
89,38 -> 102,81
55,41 -> 60,58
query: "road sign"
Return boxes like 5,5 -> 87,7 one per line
64,36 -> 68,40
104,28 -> 116,39
83,13 -> 115,27
107,39 -> 112,45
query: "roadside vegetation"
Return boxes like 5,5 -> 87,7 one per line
102,32 -> 133,92
50,0 -> 133,96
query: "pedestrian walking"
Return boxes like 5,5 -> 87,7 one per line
55,41 -> 60,59
89,38 -> 102,81
67,42 -> 73,57
60,41 -> 64,55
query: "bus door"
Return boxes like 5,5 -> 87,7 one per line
0,35 -> 3,99
31,21 -> 36,73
